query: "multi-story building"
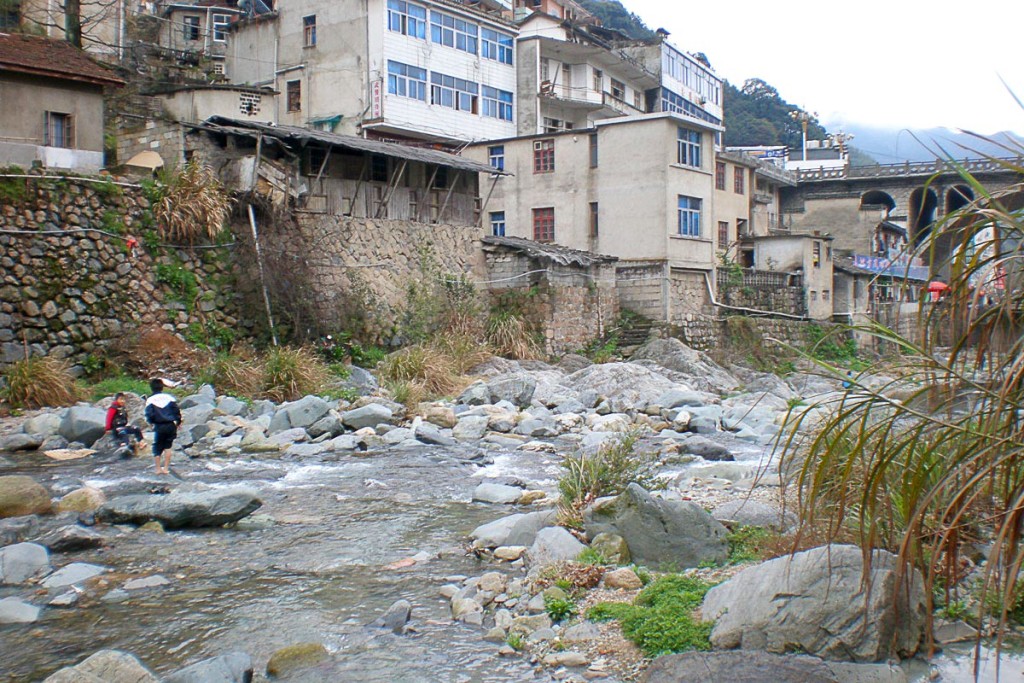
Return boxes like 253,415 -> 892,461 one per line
713,151 -> 757,254
227,0 -> 519,144
159,0 -> 244,76
622,37 -> 723,130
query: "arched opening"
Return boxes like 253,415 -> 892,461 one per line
945,185 -> 974,216
860,190 -> 896,216
910,187 -> 938,246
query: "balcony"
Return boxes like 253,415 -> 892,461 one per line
601,92 -> 644,117
753,192 -> 774,205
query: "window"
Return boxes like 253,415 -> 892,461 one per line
212,13 -> 230,41
589,134 -> 598,168
718,221 -> 729,245
182,15 -> 200,41
0,4 -> 18,30
533,139 -> 554,173
481,27 -> 512,64
610,78 -> 625,100
303,15 -> 316,47
370,155 -> 388,182
634,90 -> 643,111
43,112 -> 73,148
533,207 -> 554,242
540,58 -> 550,83
433,166 -> 448,189
589,202 -> 599,237
543,117 -> 570,133
431,10 -> 477,54
736,218 -> 748,237
677,127 -> 701,168
481,86 -> 512,120
823,290 -> 831,302
810,290 -> 818,302
733,167 -> 745,194
488,145 -> 505,171
677,195 -> 701,237
431,72 -> 478,112
490,211 -> 506,237
826,245 -> 832,261
592,68 -> 602,91
715,161 -> 726,190
387,61 -> 427,101
387,0 -> 426,38
813,241 -> 822,268
286,80 -> 301,112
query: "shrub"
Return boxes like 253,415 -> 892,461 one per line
378,344 -> 461,398
109,325 -> 206,379
726,525 -> 773,564
544,595 -> 577,622
486,311 -> 540,360
586,574 -> 715,657
196,352 -> 263,398
152,160 -> 233,244
3,356 -> 80,408
261,346 -> 330,402
577,547 -> 610,566
558,428 -> 665,525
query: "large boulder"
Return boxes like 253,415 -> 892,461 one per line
0,596 -> 40,624
584,484 -> 727,569
701,544 -> 927,662
565,363 -> 678,411
630,338 -> 740,395
473,483 -> 523,504
0,542 -> 50,583
23,412 -> 64,438
341,404 -> 394,430
43,649 -> 158,683
56,487 -> 107,514
58,406 -> 107,447
487,374 -> 537,408
643,651 -> 907,683
162,652 -> 253,683
528,527 -> 586,568
0,432 -> 43,451
0,475 -> 52,517
96,489 -> 262,529
269,396 -> 331,433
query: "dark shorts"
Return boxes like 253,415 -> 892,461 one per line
152,423 -> 177,455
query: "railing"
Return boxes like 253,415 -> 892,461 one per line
601,92 -> 644,116
753,192 -> 773,205
799,156 -> 1024,182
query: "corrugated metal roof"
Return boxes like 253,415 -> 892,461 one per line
482,235 -> 616,266
203,116 -> 509,175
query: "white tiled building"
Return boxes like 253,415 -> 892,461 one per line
227,0 -> 518,144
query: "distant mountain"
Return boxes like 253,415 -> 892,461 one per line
837,125 -> 1024,165
575,0 -> 656,40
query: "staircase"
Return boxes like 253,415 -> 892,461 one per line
614,314 -> 654,357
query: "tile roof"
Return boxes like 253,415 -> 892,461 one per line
0,32 -> 124,86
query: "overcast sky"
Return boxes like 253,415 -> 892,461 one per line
623,0 -> 1023,135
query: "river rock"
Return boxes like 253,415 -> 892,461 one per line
58,406 -> 107,447
590,532 -> 630,564
509,613 -> 552,636
96,488 -> 262,529
266,643 -> 329,677
584,484 -> 727,569
712,499 -> 795,530
123,575 -> 170,590
642,650 -> 906,683
471,509 -> 558,548
0,475 -> 52,517
543,652 -> 590,667
180,385 -> 216,409
370,599 -> 412,634
563,621 -> 601,643
269,396 -> 331,433
216,397 -> 249,417
702,544 -> 926,662
56,487 -> 106,513
342,404 -> 393,430
180,404 -> 215,426
527,527 -> 586,568
514,418 -> 558,438
34,525 -> 105,552
451,597 -> 483,622
415,422 -> 456,446
0,432 -> 42,451
473,483 -> 523,505
453,415 -> 489,441
23,412 -> 63,438
0,515 -> 39,545
654,389 -> 708,410
494,546 -> 527,561
458,381 -> 491,406
163,652 -> 253,683
0,541 -> 50,583
267,427 -> 308,447
631,338 -> 740,394
42,562 -> 108,588
487,374 -> 536,407
0,596 -> 40,624
566,363 -> 677,411
307,413 -> 344,438
43,650 -> 157,682
679,435 -> 733,461
604,567 -> 643,590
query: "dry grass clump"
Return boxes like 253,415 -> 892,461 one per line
153,160 -> 233,244
2,356 -> 80,408
196,351 -> 262,398
378,344 -> 461,397
261,346 -> 330,402
487,312 -> 541,360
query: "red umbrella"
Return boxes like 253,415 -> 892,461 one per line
927,281 -> 949,301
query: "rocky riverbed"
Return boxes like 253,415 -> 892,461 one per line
0,338 -> 1019,682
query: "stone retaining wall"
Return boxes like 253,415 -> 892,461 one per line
668,269 -> 716,349
0,173 -> 244,370
717,267 -> 806,317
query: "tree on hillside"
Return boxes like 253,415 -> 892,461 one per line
575,0 -> 656,40
723,78 -> 828,149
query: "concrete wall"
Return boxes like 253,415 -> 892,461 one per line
616,260 -> 666,322
0,173 -> 245,368
713,156 -> 752,249
115,119 -> 185,170
0,73 -> 106,155
753,235 -> 833,320
160,88 -> 274,125
20,0 -> 125,61
160,6 -> 239,57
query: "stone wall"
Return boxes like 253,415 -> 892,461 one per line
616,261 -> 665,321
485,249 -> 618,356
242,211 -> 488,345
668,269 -> 717,350
0,172 -> 244,369
115,118 -> 186,170
717,268 -> 806,317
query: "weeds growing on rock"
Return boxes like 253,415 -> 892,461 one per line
261,346 -> 330,402
2,356 -> 80,409
152,160 -> 233,245
544,595 -> 577,622
486,311 -> 540,360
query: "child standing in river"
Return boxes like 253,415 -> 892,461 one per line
144,378 -> 181,475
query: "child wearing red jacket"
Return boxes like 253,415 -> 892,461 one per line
105,393 -> 144,457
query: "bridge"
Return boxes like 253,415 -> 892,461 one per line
780,156 -> 1024,256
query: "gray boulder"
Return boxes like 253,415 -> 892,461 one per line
0,475 -> 52,517
269,396 -> 331,432
680,435 -> 733,461
514,418 -> 558,438
470,509 -> 558,548
453,416 -> 489,441
179,384 -> 217,409
341,404 -> 394,430
584,484 -> 728,569
702,544 -> 926,662
370,599 -> 412,634
0,596 -> 40,624
643,651 -> 906,683
458,381 -> 491,406
0,515 -> 40,546
180,404 -> 215,426
566,363 -> 677,411
96,489 -> 262,529
42,562 -> 108,588
23,412 -> 63,438
58,406 -> 107,447
712,499 -> 795,531
527,527 -> 586,567
473,483 -> 523,505
630,338 -> 740,394
33,525 -> 106,553
43,650 -> 158,683
216,397 -> 249,417
307,413 -> 345,438
487,374 -> 537,408
415,422 -> 456,447
0,542 -> 50,583
162,652 -> 253,683
0,432 -> 43,451
654,389 -> 708,409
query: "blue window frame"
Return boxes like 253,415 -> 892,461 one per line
488,145 -> 505,171
430,72 -> 478,112
490,211 -> 506,236
481,86 -> 513,121
677,127 -> 701,168
677,195 -> 702,237
387,60 -> 426,101
387,0 -> 426,38
431,10 -> 477,54
481,27 -> 513,64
